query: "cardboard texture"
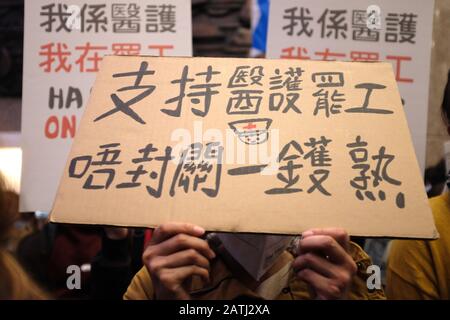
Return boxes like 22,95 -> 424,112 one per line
50,55 -> 438,239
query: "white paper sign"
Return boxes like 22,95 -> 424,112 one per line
21,0 -> 192,212
266,0 -> 434,174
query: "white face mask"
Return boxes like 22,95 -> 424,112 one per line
216,233 -> 293,281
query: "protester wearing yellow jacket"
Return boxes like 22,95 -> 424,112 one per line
124,224 -> 385,300
387,193 -> 450,299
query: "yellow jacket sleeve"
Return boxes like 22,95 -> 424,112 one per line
123,266 -> 154,300
386,193 -> 450,300
386,239 -> 439,299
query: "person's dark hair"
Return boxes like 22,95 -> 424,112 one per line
0,173 -> 48,299
0,173 -> 18,245
441,70 -> 450,126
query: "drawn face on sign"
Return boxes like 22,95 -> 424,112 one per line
228,118 -> 273,145
312,72 -> 344,87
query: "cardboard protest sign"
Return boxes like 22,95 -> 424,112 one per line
51,55 -> 437,239
21,0 -> 192,213
266,0 -> 435,174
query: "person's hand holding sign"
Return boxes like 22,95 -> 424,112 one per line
143,222 -> 216,300
293,228 -> 357,299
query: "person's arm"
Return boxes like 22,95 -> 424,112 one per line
386,269 -> 435,299
386,239 -> 438,300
